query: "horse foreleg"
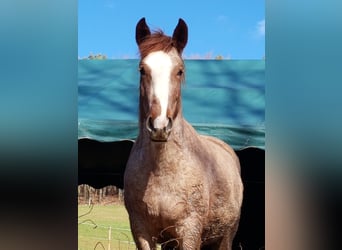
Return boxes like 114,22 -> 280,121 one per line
130,219 -> 156,250
133,233 -> 157,250
216,222 -> 240,250
217,235 -> 233,250
176,216 -> 203,250
136,237 -> 155,250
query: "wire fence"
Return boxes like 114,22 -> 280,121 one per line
78,186 -> 161,249
78,221 -> 137,250
78,199 -> 137,250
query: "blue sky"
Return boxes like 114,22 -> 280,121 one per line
78,0 -> 264,59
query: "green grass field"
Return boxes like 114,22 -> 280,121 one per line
78,204 -> 136,250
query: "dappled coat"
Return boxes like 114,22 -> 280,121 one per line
124,18 -> 243,250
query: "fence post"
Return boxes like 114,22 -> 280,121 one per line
118,189 -> 123,202
108,226 -> 111,250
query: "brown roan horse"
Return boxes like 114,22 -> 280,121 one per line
124,18 -> 243,250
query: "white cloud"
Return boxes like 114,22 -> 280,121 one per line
256,19 -> 265,37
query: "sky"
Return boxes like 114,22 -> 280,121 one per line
78,0 -> 264,59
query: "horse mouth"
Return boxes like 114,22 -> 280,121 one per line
150,133 -> 169,142
146,116 -> 172,142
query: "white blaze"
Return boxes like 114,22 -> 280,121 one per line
143,51 -> 172,129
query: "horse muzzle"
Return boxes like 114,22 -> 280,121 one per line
146,116 -> 173,142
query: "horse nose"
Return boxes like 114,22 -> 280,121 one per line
146,116 -> 173,141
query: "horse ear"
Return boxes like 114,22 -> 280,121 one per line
136,18 -> 151,46
172,18 -> 188,53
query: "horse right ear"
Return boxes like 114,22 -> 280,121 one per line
136,17 -> 151,46
172,18 -> 188,54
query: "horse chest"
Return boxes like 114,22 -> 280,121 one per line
142,174 -> 188,221
142,175 -> 209,225
127,143 -> 210,223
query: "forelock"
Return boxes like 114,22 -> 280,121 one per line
138,31 -> 175,59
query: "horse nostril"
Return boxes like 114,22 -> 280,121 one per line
165,117 -> 173,133
146,116 -> 155,132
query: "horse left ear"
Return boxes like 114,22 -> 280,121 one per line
172,18 -> 188,53
136,17 -> 151,46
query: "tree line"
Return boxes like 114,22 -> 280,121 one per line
79,53 -> 234,60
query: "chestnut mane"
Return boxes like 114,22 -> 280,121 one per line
138,31 -> 176,59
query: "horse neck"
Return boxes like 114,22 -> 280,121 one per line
142,115 -> 188,174
135,109 -> 200,174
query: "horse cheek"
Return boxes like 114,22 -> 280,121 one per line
169,87 -> 181,119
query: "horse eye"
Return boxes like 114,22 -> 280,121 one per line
177,69 -> 183,76
139,67 -> 146,76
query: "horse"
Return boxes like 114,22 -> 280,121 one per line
124,18 -> 243,250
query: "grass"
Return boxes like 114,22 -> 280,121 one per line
78,204 -> 136,250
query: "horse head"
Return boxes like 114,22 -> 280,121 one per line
136,18 -> 188,142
